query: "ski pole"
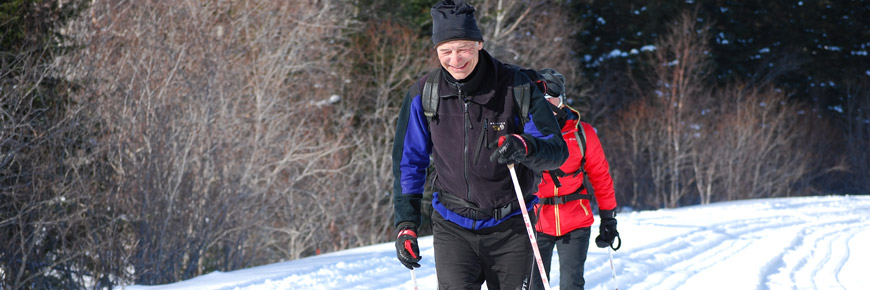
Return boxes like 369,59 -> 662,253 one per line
410,268 -> 418,290
608,247 -> 619,290
401,234 -> 420,290
507,164 -> 551,290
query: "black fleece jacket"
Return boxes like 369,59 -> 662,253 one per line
392,49 -> 568,228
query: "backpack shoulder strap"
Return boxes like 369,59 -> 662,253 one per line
421,69 -> 441,123
512,68 -> 532,125
575,124 -> 588,158
573,123 -> 595,196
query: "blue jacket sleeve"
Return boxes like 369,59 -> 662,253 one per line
391,89 -> 431,227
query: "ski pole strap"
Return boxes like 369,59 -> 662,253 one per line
611,235 -> 622,251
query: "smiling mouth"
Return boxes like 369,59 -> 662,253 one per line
450,63 -> 467,71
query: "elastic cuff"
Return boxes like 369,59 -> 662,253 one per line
600,209 -> 617,219
396,221 -> 417,232
517,134 -> 537,156
398,229 -> 417,238
510,134 -> 529,155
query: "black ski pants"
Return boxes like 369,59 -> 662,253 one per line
531,227 -> 592,290
432,210 -> 534,290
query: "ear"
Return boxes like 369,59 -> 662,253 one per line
477,42 -> 483,50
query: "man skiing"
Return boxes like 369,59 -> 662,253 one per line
391,1 -> 568,289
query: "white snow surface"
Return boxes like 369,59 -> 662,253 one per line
126,195 -> 870,290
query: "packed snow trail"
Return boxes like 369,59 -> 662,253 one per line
126,195 -> 870,290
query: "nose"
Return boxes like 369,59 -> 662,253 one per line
449,54 -> 464,67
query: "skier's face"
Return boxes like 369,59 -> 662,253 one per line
436,40 -> 482,81
546,96 -> 562,108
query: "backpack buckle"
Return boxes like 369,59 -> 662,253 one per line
492,201 -> 515,220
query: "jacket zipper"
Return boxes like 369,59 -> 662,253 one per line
459,86 -> 476,230
579,172 -> 590,216
554,187 -> 561,236
553,187 -> 590,236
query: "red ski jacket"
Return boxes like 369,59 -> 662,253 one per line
534,106 -> 617,236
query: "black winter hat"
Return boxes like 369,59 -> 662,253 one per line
431,0 -> 484,46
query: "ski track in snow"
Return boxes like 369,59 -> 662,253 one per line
591,196 -> 870,290
127,196 -> 870,290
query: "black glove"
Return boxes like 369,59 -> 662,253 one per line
489,134 -> 531,165
595,209 -> 621,250
395,222 -> 421,269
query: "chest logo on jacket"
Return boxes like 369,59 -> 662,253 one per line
490,121 -> 506,132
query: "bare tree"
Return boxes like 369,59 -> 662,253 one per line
608,100 -> 662,209
334,20 -> 431,248
629,9 -> 713,208
473,0 -> 542,53
60,0 -> 358,285
607,9 -> 839,209
472,0 -> 589,109
0,47 -> 89,289
0,1 -> 119,288
713,85 -> 843,201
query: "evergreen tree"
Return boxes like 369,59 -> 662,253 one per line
572,0 -> 870,104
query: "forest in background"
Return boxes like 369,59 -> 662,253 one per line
1,0 -> 867,288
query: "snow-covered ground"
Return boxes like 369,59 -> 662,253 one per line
126,195 -> 870,290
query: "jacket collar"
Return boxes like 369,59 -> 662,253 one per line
441,50 -> 497,105
557,105 -> 581,132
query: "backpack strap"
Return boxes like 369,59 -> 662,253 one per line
539,187 -> 594,205
574,125 -> 595,196
421,69 -> 441,123
512,69 -> 531,125
548,171 -> 563,188
438,191 -> 531,220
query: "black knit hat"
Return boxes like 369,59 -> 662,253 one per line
431,0 -> 484,46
